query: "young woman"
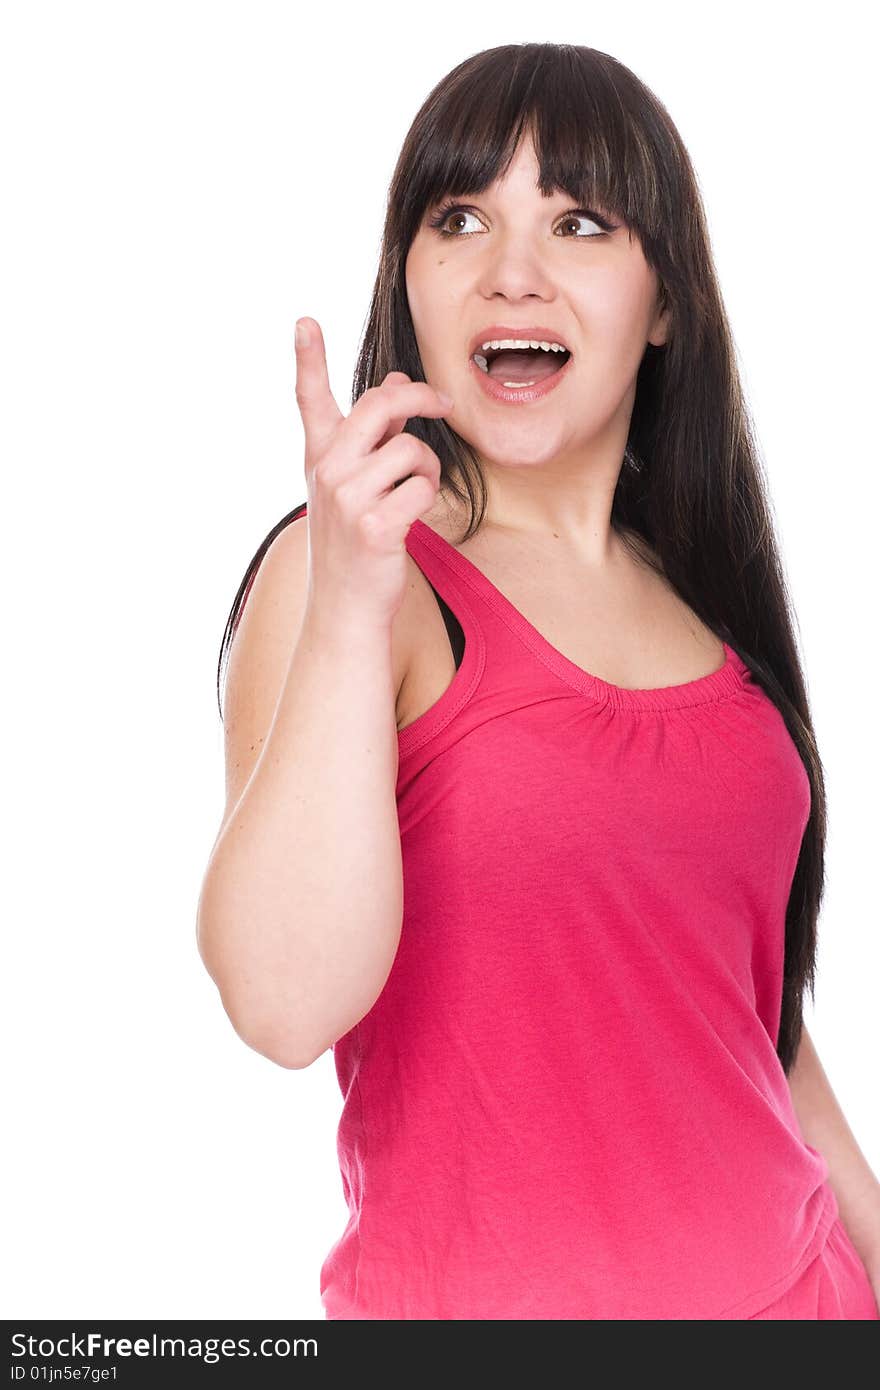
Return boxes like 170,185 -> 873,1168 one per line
196,43 -> 880,1320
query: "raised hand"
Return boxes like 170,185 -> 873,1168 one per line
294,317 -> 454,627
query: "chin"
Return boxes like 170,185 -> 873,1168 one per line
468,424 -> 571,467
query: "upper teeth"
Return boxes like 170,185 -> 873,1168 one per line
477,338 -> 568,353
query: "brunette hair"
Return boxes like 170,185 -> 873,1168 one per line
216,43 -> 824,1074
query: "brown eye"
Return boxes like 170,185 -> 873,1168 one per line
556,212 -> 608,238
428,204 -> 482,236
426,201 -> 618,239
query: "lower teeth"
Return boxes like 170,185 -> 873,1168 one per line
472,356 -> 565,389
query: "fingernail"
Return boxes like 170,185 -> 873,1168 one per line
295,320 -> 310,349
438,391 -> 454,407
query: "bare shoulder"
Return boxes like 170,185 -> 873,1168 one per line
219,515 -> 311,823
223,513 -> 311,719
221,515 -> 419,818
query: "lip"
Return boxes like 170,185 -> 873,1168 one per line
468,350 -> 574,404
467,324 -> 572,357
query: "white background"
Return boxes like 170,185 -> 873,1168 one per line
2,0 -> 876,1319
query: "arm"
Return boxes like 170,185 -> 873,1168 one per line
196,520 -> 405,1068
787,1025 -> 880,1284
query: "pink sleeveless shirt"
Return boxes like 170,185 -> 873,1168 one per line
319,515 -> 838,1320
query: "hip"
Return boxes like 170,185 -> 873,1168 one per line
747,1216 -> 879,1319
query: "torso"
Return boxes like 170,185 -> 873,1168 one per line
394,492 -> 727,735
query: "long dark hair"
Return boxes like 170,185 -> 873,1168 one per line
216,43 -> 825,1075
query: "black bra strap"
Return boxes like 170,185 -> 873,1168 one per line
427,582 -> 465,671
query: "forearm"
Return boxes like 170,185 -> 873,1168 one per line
787,1025 -> 880,1274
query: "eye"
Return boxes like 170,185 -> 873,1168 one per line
427,200 -> 616,239
555,212 -> 612,239
428,205 -> 483,236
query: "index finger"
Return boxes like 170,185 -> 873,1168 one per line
294,317 -> 343,452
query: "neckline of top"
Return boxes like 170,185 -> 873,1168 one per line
409,518 -> 749,712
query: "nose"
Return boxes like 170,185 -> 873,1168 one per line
475,239 -> 559,303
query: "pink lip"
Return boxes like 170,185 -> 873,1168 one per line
468,351 -> 574,404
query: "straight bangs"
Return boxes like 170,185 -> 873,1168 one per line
391,44 -> 679,276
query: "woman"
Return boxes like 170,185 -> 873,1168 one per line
196,43 -> 880,1319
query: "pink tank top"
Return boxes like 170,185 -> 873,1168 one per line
319,515 -> 839,1320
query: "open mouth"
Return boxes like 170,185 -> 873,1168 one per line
472,343 -> 572,388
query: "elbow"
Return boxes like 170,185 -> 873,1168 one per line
238,1020 -> 318,1070
218,983 -> 319,1070
232,999 -> 336,1069
223,989 -> 320,1070
195,918 -> 317,1070
195,890 -> 342,1069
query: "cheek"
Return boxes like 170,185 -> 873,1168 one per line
405,248 -> 443,340
407,259 -> 461,374
403,244 -> 429,318
403,253 -> 417,319
587,266 -> 643,323
588,276 -> 657,362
